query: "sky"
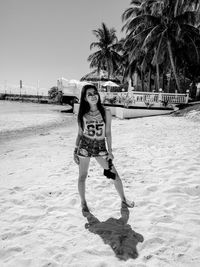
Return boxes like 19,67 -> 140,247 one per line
0,0 -> 130,89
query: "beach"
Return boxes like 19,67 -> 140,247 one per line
0,101 -> 200,267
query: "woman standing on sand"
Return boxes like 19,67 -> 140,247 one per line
73,84 -> 134,212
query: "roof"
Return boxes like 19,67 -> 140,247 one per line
80,70 -> 121,83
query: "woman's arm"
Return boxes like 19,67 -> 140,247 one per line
74,125 -> 83,165
105,109 -> 114,159
75,125 -> 83,148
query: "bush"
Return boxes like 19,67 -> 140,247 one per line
48,86 -> 63,104
0,94 -> 6,100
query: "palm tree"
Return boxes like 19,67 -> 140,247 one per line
122,0 -> 200,92
122,0 -> 161,91
88,23 -> 122,79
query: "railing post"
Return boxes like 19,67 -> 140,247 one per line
158,88 -> 162,102
186,90 -> 189,103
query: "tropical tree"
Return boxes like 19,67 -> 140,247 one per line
122,0 -> 200,92
48,86 -> 63,104
48,86 -> 59,99
88,23 -> 122,79
122,0 -> 161,91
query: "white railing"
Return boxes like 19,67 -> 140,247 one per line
161,93 -> 187,104
100,90 -> 189,106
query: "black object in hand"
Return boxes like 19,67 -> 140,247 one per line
103,159 -> 116,180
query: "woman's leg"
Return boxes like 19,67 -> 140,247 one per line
78,157 -> 90,210
95,157 -> 134,207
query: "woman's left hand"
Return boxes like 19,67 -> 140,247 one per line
107,152 -> 114,161
73,147 -> 79,165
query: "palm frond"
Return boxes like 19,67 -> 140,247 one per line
122,7 -> 139,22
175,11 -> 197,25
185,33 -> 200,63
130,0 -> 142,5
132,26 -> 155,41
181,24 -> 200,37
125,14 -> 160,33
87,50 -> 101,63
90,42 -> 101,50
152,31 -> 167,65
142,25 -> 163,50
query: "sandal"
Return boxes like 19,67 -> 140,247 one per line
82,202 -> 90,213
122,199 -> 135,208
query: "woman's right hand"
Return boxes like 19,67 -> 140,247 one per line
73,148 -> 79,165
107,152 -> 114,161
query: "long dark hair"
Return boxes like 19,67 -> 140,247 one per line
78,84 -> 106,130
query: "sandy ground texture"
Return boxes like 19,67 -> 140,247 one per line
0,101 -> 200,267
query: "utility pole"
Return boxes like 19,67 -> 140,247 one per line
4,80 -> 7,94
20,80 -> 22,101
37,80 -> 40,102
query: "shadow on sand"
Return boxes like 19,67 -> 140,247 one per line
83,203 -> 144,261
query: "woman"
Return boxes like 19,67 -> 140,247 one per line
74,84 -> 134,212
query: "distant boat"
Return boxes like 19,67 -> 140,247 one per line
74,90 -> 189,119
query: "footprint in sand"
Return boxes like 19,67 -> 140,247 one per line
47,206 -> 69,213
34,191 -> 62,200
48,173 -> 62,178
67,197 -> 78,206
5,150 -> 14,154
1,230 -> 31,241
17,213 -> 46,222
147,185 -> 158,192
152,215 -> 173,224
39,133 -> 50,136
54,253 -> 66,263
10,198 -> 25,205
25,168 -> 32,171
140,237 -> 164,250
8,187 -> 24,195
1,232 -> 16,240
183,185 -> 200,196
41,262 -> 58,267
0,246 -> 22,260
12,186 -> 24,192
155,246 -> 168,254
163,186 -> 182,194
163,201 -> 174,208
137,200 -> 153,207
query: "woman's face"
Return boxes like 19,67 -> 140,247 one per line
85,88 -> 99,105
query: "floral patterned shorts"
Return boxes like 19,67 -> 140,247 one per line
77,135 -> 108,157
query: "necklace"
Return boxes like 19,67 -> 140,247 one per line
88,109 -> 99,116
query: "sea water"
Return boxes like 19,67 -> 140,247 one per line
0,100 -> 75,139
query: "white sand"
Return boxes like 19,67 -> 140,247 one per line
0,101 -> 200,267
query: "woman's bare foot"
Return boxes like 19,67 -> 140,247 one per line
82,201 -> 89,213
122,198 -> 135,208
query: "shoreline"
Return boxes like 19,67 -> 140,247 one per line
0,100 -> 75,143
0,117 -> 76,143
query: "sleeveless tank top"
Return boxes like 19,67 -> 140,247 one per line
82,110 -> 105,140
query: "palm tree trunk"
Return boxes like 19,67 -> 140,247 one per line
134,71 -> 138,90
148,68 -> 152,92
167,40 -> 181,92
141,71 -> 144,91
107,60 -> 111,80
156,63 -> 160,91
153,47 -> 160,91
162,73 -> 165,92
167,68 -> 172,93
183,67 -> 186,90
131,76 -> 134,88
